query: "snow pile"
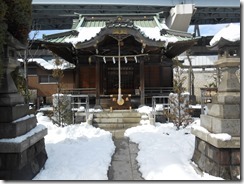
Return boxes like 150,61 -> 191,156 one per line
13,114 -> 35,123
125,121 -> 223,180
18,58 -> 75,70
65,27 -> 104,45
210,23 -> 240,46
138,26 -> 179,44
209,133 -> 232,141
192,122 -> 232,141
34,112 -> 115,180
136,106 -> 152,114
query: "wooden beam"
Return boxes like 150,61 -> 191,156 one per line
95,59 -> 101,108
140,59 -> 145,105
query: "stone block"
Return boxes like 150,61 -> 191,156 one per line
219,166 -> 231,180
194,150 -> 218,176
0,104 -> 28,123
0,126 -> 47,153
2,146 -> 47,180
0,155 -> 4,169
191,127 -> 240,148
231,149 -> 240,165
207,135 -> 240,149
205,141 -> 230,165
218,149 -> 231,165
191,126 -> 209,142
214,92 -> 240,104
197,139 -> 206,154
207,103 -> 240,119
230,166 -> 240,180
192,148 -> 201,164
200,114 -> 212,132
212,118 -> 240,136
201,114 -> 240,136
0,93 -> 24,107
192,138 -> 240,180
0,139 -> 48,180
0,116 -> 37,138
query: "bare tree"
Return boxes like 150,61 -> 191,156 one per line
17,29 -> 39,104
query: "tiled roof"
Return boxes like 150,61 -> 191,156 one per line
43,15 -> 193,47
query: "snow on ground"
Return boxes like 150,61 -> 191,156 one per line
33,112 -> 115,180
125,119 -> 223,180
33,108 -> 224,180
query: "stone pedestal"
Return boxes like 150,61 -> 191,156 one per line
0,34 -> 47,180
191,41 -> 240,180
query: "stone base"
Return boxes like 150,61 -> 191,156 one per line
0,126 -> 48,180
0,139 -> 47,180
192,137 -> 240,180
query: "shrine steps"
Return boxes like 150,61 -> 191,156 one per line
92,110 -> 141,131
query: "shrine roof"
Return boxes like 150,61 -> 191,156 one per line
42,14 -> 194,48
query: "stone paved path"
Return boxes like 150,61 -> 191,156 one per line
108,130 -> 144,180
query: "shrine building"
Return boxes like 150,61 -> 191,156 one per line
40,13 -> 196,109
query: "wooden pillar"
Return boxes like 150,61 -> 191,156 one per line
75,62 -> 80,88
95,59 -> 101,108
140,60 -> 145,105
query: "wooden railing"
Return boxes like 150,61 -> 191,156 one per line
145,87 -> 173,104
145,87 -> 173,96
151,95 -> 170,122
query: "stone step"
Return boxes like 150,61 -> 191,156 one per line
91,110 -> 142,131
93,110 -> 142,118
93,117 -> 141,124
93,122 -> 139,130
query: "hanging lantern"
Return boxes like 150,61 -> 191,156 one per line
103,57 -> 106,63
113,57 -> 116,64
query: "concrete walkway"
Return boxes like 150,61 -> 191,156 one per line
108,130 -> 144,180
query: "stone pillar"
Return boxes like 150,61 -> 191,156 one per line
0,34 -> 47,180
191,42 -> 240,180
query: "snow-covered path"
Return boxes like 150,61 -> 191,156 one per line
33,112 -> 223,180
33,113 -> 115,180
125,122 -> 223,180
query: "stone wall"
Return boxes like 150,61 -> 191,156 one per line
0,139 -> 47,180
192,137 -> 240,180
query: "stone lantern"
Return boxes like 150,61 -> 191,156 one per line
191,36 -> 240,180
0,33 -> 48,179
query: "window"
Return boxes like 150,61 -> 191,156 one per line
39,75 -> 57,83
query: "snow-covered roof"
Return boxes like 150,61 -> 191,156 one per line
210,23 -> 240,46
18,58 -> 75,70
43,15 -> 194,48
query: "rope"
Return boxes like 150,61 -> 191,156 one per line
117,40 -> 124,105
